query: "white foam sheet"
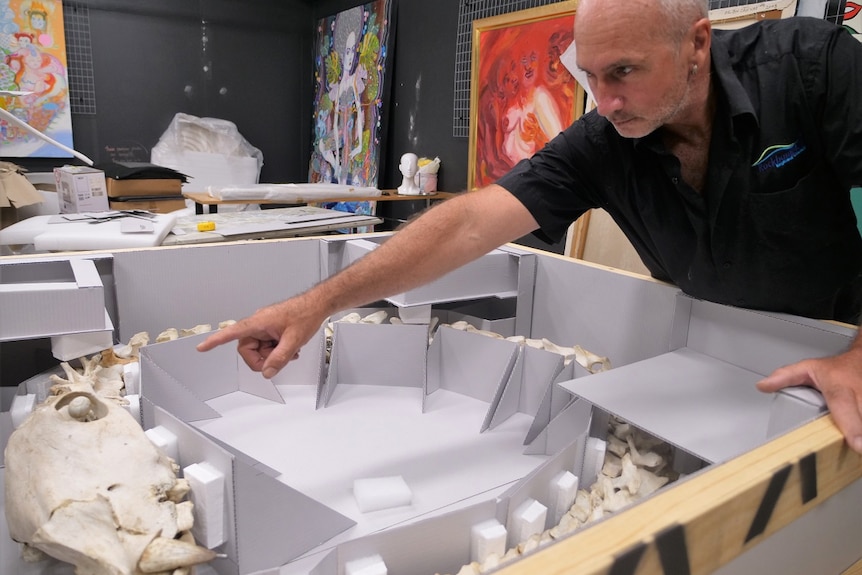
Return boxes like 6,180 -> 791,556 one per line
560,347 -> 773,463
194,383 -> 547,559
0,213 -> 177,251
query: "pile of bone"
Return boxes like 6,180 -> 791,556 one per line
324,311 -> 611,374
4,345 -> 218,575
443,320 -> 611,373
440,417 -> 679,575
154,320 -> 235,343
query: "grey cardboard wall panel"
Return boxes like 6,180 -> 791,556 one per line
326,322 -> 427,390
528,256 -> 680,369
334,499 -> 500,575
342,239 -> 522,306
150,406 -> 239,565
685,299 -> 855,376
0,258 -> 106,341
113,240 -> 321,342
427,326 -> 519,403
560,348 -> 772,463
505,413 -> 591,546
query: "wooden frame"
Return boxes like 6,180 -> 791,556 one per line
496,414 -> 862,575
467,1 -> 585,192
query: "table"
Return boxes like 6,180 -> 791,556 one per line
0,207 -> 383,253
184,190 -> 458,215
164,206 -> 382,246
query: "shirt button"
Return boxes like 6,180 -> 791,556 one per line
672,177 -> 679,184
723,261 -> 732,269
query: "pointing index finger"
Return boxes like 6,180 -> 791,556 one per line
196,323 -> 244,352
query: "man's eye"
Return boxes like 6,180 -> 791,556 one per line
616,66 -> 633,77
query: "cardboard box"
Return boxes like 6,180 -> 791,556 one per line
108,198 -> 187,214
106,178 -> 183,198
0,256 -> 106,341
54,166 -> 109,214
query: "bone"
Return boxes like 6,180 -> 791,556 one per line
4,355 -> 217,574
137,536 -> 217,573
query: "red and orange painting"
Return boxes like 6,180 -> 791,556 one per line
469,3 -> 582,190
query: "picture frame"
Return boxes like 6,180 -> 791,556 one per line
467,1 -> 585,192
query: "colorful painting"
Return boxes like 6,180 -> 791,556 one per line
469,1 -> 584,191
0,0 -> 73,158
309,0 -> 392,226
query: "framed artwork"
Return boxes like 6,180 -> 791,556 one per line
468,1 -> 584,191
309,0 -> 393,227
0,0 -> 74,158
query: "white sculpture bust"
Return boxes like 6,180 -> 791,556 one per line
396,152 -> 421,195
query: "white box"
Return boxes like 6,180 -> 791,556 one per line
54,166 -> 109,214
0,257 -> 106,341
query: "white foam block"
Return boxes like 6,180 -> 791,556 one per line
124,394 -> 141,425
10,394 -> 36,429
512,498 -> 547,542
581,437 -> 607,488
50,309 -> 114,361
353,475 -> 412,513
345,554 -> 388,575
471,519 -> 507,563
397,304 -> 432,324
145,425 -> 179,463
549,471 -> 579,523
123,361 -> 140,395
184,461 -> 226,548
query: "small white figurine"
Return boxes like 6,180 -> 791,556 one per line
397,152 -> 421,195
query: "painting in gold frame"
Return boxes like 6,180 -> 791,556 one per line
467,1 -> 584,192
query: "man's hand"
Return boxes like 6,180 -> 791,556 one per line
197,297 -> 324,379
757,346 -> 862,453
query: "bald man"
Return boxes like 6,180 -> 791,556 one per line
200,0 -> 862,452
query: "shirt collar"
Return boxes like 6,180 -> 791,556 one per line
633,30 -> 758,151
710,30 -> 758,126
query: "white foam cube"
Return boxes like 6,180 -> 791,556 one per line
397,304 -> 432,324
549,471 -> 579,523
512,498 -> 548,543
145,425 -> 179,463
471,519 -> 507,563
345,554 -> 388,575
582,437 -> 607,488
353,476 -> 412,513
10,393 -> 36,428
124,394 -> 141,425
123,361 -> 140,395
184,461 -> 226,548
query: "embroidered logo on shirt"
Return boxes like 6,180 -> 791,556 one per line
752,140 -> 807,173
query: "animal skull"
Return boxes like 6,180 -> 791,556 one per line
4,359 -> 216,575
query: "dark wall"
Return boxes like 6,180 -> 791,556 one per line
14,0 -> 314,184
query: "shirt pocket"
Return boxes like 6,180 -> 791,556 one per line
746,162 -> 848,254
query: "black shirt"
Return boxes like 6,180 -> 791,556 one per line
498,17 -> 862,324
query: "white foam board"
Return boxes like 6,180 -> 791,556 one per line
343,239 -> 521,306
559,347 -> 773,463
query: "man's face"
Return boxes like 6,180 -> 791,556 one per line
575,4 -> 695,138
